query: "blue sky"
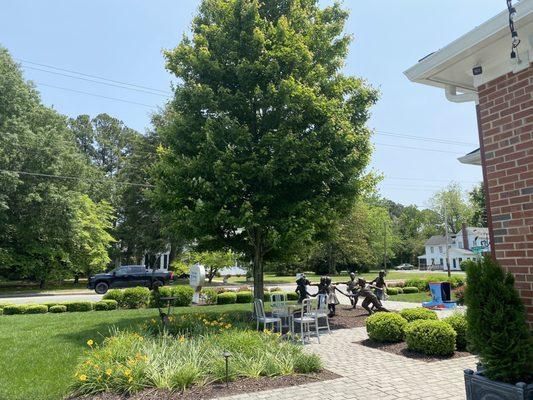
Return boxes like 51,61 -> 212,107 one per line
1,0 -> 505,207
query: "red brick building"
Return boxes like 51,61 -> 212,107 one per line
405,1 -> 533,328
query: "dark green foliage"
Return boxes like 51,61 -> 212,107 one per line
103,289 -> 124,306
460,259 -> 475,272
386,287 -> 402,295
286,292 -> 298,301
293,353 -> 323,373
454,285 -> 465,306
443,314 -> 468,351
217,292 -> 237,305
150,286 -> 173,308
236,291 -> 254,304
25,305 -> 48,314
403,279 -> 427,291
201,288 -> 218,305
171,286 -> 194,307
405,320 -> 456,356
402,287 -> 419,294
65,302 -> 93,312
365,313 -> 407,343
100,299 -> 118,310
122,287 -> 151,309
400,308 -> 437,322
93,301 -> 111,311
465,257 -> 532,384
3,305 -> 26,315
49,305 -> 67,313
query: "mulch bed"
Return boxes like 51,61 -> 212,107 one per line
73,370 -> 340,400
355,339 -> 472,362
327,306 -> 370,330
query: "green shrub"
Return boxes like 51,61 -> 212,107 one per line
93,301 -> 111,311
405,320 -> 456,356
217,292 -> 237,305
448,275 -> 465,289
172,286 -> 194,307
102,289 -> 124,306
49,305 -> 67,313
400,307 -> 437,322
404,278 -> 428,291
402,286 -> 419,294
150,286 -> 173,308
101,299 -> 118,310
42,303 -> 60,310
465,257 -> 532,383
386,287 -> 403,295
25,304 -> 48,314
201,288 -> 218,305
0,308 -> 2,316
293,353 -> 323,373
236,291 -> 253,303
460,259 -> 475,272
286,292 -> 298,301
443,314 -> 468,351
122,287 -> 151,309
365,313 -> 407,343
65,301 -> 93,312
3,305 -> 26,315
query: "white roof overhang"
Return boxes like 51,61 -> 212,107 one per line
404,0 -> 533,95
458,148 -> 482,166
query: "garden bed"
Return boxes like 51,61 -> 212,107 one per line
355,339 -> 473,362
72,370 -> 340,400
327,306 -> 370,329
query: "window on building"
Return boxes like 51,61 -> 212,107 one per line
453,259 -> 457,268
439,246 -> 443,253
163,254 -> 169,269
430,247 -> 434,253
440,258 -> 443,265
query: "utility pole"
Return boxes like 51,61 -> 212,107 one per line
383,221 -> 387,272
444,205 -> 451,277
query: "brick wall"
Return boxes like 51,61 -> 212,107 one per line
476,63 -> 533,330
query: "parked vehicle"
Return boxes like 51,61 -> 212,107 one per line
88,265 -> 175,294
394,263 -> 414,270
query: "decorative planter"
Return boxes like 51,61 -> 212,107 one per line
464,368 -> 533,400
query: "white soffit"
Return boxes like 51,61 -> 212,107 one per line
404,0 -> 533,91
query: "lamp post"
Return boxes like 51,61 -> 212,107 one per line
223,350 -> 232,387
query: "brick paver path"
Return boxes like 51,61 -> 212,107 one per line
221,302 -> 476,400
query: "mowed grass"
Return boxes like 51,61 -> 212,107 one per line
0,304 -> 254,400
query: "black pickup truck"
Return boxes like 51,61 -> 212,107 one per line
88,265 -> 175,294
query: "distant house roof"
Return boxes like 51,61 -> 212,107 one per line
458,148 -> 481,166
425,235 -> 452,246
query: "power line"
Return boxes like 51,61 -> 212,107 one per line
373,142 -> 464,155
22,65 -> 170,98
0,169 -> 155,188
16,58 -> 171,95
374,130 -> 477,147
35,82 -> 157,109
385,176 -> 480,184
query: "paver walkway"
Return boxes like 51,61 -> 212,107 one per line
221,301 -> 475,400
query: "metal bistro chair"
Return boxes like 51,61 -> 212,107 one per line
254,299 -> 282,333
270,292 -> 291,329
305,294 -> 331,334
291,298 -> 320,344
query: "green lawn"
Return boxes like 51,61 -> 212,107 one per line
0,304 -> 254,400
387,292 -> 432,303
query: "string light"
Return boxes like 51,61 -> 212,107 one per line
506,0 -> 521,60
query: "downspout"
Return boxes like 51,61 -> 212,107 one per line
445,85 -> 479,104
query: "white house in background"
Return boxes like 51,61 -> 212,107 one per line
418,224 -> 490,270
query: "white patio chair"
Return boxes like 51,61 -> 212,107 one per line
270,292 -> 291,328
254,299 -> 281,333
291,298 -> 320,344
305,294 -> 331,334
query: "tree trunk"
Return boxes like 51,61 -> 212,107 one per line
252,230 -> 264,301
74,275 -> 79,284
327,243 -> 337,275
39,279 -> 45,290
169,242 -> 178,265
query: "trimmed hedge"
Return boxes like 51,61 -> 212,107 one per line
402,287 -> 419,294
286,292 -> 298,301
122,287 -> 151,309
400,308 -> 437,322
404,278 -> 428,291
236,291 -> 253,303
366,313 -> 408,343
201,288 -> 218,305
386,287 -> 402,295
150,286 -> 173,308
102,289 -> 124,305
25,304 -> 48,314
101,299 -> 118,310
172,285 -> 194,307
405,320 -> 456,356
94,301 -> 111,311
443,314 -> 468,351
217,292 -> 237,305
49,305 -> 67,313
3,305 -> 26,315
65,301 -> 93,312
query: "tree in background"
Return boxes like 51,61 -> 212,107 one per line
154,0 -> 377,300
468,182 -> 487,228
429,182 -> 473,234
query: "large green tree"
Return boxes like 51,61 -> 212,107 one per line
468,182 -> 487,228
429,182 -> 473,234
154,0 -> 377,299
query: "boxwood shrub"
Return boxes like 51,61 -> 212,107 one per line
3,304 -> 26,315
94,301 -> 111,311
102,289 -> 124,305
122,287 -> 151,309
286,292 -> 298,301
150,286 -> 173,308
217,292 -> 237,305
65,301 -> 93,312
172,285 -> 194,307
405,320 -> 456,356
25,304 -> 48,314
400,307 -> 437,322
365,313 -> 408,343
443,314 -> 468,351
386,287 -> 402,295
402,287 -> 419,294
201,288 -> 218,305
404,278 -> 428,291
236,291 -> 253,303
49,305 -> 67,313
101,299 -> 118,310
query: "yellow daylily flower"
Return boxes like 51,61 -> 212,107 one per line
79,374 -> 87,382
86,339 -> 94,347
